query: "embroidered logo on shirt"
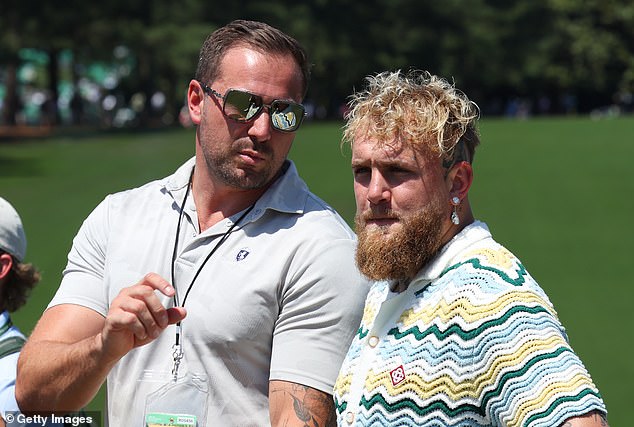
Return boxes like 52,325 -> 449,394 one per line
390,365 -> 406,386
236,249 -> 250,261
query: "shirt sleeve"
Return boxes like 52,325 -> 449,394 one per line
269,236 -> 369,394
479,289 -> 607,426
48,196 -> 111,316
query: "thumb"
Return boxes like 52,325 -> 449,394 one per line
166,307 -> 187,325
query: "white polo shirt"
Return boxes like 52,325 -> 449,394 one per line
50,158 -> 369,426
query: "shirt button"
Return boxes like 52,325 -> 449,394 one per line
345,411 -> 354,424
368,335 -> 379,348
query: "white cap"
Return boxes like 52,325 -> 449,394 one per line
0,197 -> 27,262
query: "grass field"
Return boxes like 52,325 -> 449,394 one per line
1,116 -> 632,425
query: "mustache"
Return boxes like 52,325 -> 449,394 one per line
357,207 -> 401,223
235,138 -> 272,155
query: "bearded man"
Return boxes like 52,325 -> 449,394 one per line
333,70 -> 608,427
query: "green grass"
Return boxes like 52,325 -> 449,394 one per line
1,117 -> 632,425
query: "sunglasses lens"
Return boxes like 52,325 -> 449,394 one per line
222,89 -> 304,132
271,102 -> 305,132
223,90 -> 262,122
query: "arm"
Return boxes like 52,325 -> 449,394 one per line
561,411 -> 609,427
15,273 -> 186,412
269,380 -> 336,427
16,304 -> 109,412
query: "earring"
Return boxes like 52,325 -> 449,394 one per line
450,196 -> 460,225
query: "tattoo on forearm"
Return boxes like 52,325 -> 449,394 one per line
291,395 -> 316,426
273,383 -> 336,427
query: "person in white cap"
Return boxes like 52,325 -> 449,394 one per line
0,197 -> 40,425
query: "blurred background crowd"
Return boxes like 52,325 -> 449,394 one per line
1,0 -> 633,134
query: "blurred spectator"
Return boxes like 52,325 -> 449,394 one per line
0,197 -> 40,424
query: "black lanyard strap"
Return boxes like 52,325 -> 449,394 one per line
169,169 -> 255,346
177,203 -> 254,308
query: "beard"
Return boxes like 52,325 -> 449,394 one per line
203,141 -> 277,190
355,198 -> 445,283
198,121 -> 283,190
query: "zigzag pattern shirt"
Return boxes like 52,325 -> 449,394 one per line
334,221 -> 606,426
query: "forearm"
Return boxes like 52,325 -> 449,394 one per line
16,334 -> 115,413
269,381 -> 336,427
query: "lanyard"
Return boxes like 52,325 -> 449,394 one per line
169,169 -> 255,378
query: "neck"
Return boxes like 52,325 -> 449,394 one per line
390,279 -> 411,293
439,202 -> 475,250
191,161 -> 271,232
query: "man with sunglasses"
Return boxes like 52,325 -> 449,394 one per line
16,20 -> 368,426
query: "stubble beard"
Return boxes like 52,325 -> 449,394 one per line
355,198 -> 445,283
203,139 -> 276,190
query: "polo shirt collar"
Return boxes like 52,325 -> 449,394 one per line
165,157 -> 196,193
253,160 -> 308,216
413,220 -> 491,283
163,157 -> 308,219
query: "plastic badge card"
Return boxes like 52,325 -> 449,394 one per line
145,412 -> 197,427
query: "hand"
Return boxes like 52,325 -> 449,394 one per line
100,272 -> 187,362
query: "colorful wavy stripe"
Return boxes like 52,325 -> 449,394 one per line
334,237 -> 605,426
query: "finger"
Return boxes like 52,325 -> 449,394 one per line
166,307 -> 187,325
139,272 -> 176,297
106,307 -> 148,342
116,297 -> 161,340
132,274 -> 176,328
139,287 -> 171,329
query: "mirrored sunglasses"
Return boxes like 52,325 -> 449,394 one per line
199,82 -> 306,132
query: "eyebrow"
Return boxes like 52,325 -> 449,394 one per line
351,157 -> 418,171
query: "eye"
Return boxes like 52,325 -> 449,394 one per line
388,165 -> 414,176
273,102 -> 291,112
352,166 -> 370,177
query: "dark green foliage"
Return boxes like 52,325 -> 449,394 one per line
2,1 -> 634,124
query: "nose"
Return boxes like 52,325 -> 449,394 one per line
366,170 -> 390,205
247,108 -> 272,142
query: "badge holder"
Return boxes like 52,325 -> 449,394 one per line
142,333 -> 209,426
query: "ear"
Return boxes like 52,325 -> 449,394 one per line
0,253 -> 13,280
187,79 -> 205,126
445,161 -> 473,201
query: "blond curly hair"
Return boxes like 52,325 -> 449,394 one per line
343,70 -> 480,165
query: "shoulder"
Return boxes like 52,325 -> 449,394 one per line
104,176 -> 170,211
267,161 -> 356,240
442,236 -> 551,300
304,194 -> 355,237
258,192 -> 356,249
82,171 -> 178,231
97,158 -> 191,216
418,236 -> 563,336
